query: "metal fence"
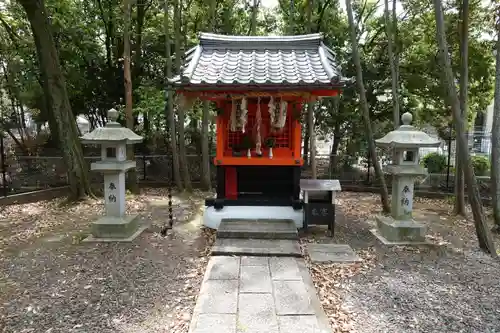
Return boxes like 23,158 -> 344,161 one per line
0,153 -> 209,196
0,131 -> 493,199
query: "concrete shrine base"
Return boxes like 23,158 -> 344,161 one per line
372,215 -> 428,245
83,214 -> 145,242
203,206 -> 304,230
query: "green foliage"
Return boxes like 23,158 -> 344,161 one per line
241,134 -> 255,150
0,0 -> 495,169
422,152 -> 447,173
264,137 -> 276,148
471,155 -> 491,176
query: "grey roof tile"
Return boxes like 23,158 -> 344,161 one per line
170,33 -> 345,88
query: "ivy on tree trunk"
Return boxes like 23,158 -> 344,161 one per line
19,0 -> 93,200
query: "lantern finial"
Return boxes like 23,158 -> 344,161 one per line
401,112 -> 412,126
108,108 -> 119,122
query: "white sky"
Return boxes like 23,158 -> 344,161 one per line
261,0 -> 347,10
261,0 -> 280,8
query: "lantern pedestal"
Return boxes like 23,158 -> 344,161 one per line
374,217 -> 427,244
90,215 -> 141,239
87,169 -> 141,240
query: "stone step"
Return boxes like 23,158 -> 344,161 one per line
211,238 -> 302,257
217,219 -> 298,240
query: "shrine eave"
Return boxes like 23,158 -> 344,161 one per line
171,84 -> 344,100
170,82 -> 345,92
168,32 -> 346,89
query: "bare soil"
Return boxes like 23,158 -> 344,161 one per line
0,188 -> 215,333
2,189 -> 500,333
304,192 -> 500,333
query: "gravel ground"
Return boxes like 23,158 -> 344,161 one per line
3,189 -> 500,333
0,188 -> 215,333
305,192 -> 500,333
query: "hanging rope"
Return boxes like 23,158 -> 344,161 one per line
268,96 -> 276,128
241,97 -> 248,133
230,98 -> 237,131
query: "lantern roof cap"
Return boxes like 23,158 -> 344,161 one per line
375,112 -> 441,149
80,108 -> 143,144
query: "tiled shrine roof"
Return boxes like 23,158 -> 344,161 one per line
168,33 -> 346,89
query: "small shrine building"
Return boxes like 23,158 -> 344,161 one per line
169,33 -> 346,229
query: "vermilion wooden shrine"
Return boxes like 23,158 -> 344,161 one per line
169,33 -> 345,229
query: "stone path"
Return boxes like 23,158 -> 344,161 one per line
188,255 -> 331,333
212,238 -> 302,257
308,243 -> 361,263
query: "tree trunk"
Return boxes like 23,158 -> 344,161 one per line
251,0 -> 258,35
174,0 -> 192,192
392,0 -> 400,111
491,13 -> 500,232
308,102 -> 317,179
199,0 -> 217,191
433,0 -> 497,255
164,0 -> 183,191
133,0 -> 146,86
288,0 -> 294,34
345,0 -> 391,213
19,0 -> 92,200
329,97 -> 341,176
134,0 -> 148,149
329,131 -> 341,176
201,102 -> 212,190
384,0 -> 400,129
123,0 -> 139,194
303,122 -> 309,165
306,0 -> 317,179
454,0 -> 468,216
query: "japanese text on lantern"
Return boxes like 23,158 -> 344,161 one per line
108,182 -> 116,203
400,185 -> 410,207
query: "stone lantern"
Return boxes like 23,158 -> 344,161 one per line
373,112 -> 440,244
81,108 -> 144,241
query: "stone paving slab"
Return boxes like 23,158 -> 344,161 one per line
194,279 -> 239,314
278,315 -> 328,333
241,256 -> 269,266
240,265 -> 272,293
189,255 -> 331,333
237,293 -> 279,333
218,219 -> 298,240
308,243 -> 361,263
273,280 -> 315,315
191,314 -> 237,333
212,239 -> 301,257
269,257 -> 302,281
207,256 -> 241,280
